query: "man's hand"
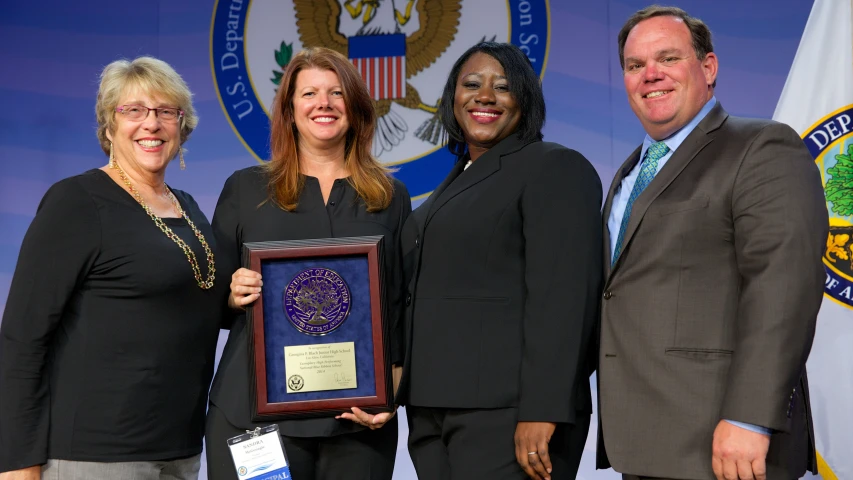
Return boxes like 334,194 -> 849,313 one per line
712,420 -> 771,480
515,421 -> 557,479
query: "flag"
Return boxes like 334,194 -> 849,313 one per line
348,34 -> 407,101
773,1 -> 853,479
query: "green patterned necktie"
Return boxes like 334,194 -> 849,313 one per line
612,141 -> 670,265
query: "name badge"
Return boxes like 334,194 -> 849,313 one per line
227,425 -> 292,479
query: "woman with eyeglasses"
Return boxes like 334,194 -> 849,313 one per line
0,56 -> 226,480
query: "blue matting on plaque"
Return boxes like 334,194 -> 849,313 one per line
260,255 -> 377,403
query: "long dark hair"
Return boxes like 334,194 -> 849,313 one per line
438,42 -> 545,157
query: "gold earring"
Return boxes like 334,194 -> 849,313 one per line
109,142 -> 115,167
179,148 -> 186,170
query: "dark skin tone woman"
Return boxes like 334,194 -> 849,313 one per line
397,42 -> 603,480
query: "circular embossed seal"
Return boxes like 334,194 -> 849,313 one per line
287,374 -> 304,391
210,0 -> 550,199
283,268 -> 351,335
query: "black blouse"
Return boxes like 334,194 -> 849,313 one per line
209,166 -> 410,437
0,169 -> 227,470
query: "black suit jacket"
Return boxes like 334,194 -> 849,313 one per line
397,135 -> 603,424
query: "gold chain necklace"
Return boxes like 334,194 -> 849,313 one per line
109,161 -> 216,290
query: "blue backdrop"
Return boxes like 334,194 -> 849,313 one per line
0,1 -> 816,479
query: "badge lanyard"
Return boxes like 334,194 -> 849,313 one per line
227,424 -> 292,479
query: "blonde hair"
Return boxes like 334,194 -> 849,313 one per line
266,47 -> 394,212
95,56 -> 198,156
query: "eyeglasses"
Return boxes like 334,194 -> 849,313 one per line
116,105 -> 184,122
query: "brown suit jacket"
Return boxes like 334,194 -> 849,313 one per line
596,103 -> 826,479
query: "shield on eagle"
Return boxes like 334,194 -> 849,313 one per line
291,0 -> 462,155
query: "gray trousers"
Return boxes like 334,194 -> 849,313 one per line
41,454 -> 200,480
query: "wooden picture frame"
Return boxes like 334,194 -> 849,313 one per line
242,236 -> 393,420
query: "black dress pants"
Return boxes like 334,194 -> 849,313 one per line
205,404 -> 397,480
407,405 -> 589,480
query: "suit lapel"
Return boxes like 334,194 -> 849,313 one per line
424,135 -> 530,227
602,146 -> 642,278
608,103 -> 728,277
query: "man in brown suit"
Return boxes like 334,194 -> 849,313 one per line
597,5 -> 827,480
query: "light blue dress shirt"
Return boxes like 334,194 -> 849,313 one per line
608,97 -> 716,259
607,97 -> 771,436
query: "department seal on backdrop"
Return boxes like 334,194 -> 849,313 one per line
804,105 -> 853,309
211,0 -> 550,198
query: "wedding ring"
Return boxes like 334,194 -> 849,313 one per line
527,451 -> 538,455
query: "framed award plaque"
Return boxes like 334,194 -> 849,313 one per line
242,236 -> 393,420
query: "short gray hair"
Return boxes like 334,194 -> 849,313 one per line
95,56 -> 198,156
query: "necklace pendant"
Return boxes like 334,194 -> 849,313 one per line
109,161 -> 216,290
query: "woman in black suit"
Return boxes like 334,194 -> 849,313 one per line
398,42 -> 603,480
204,47 -> 409,480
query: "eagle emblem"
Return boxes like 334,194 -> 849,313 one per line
211,0 -> 550,198
275,0 -> 462,156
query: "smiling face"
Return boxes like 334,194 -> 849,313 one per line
622,15 -> 717,140
106,86 -> 182,175
452,52 -> 522,159
291,67 -> 351,151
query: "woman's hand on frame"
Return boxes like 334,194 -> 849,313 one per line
228,268 -> 262,310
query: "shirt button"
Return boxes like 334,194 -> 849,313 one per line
405,294 -> 412,306
603,291 -> 613,300
329,201 -> 336,206
415,236 -> 419,247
